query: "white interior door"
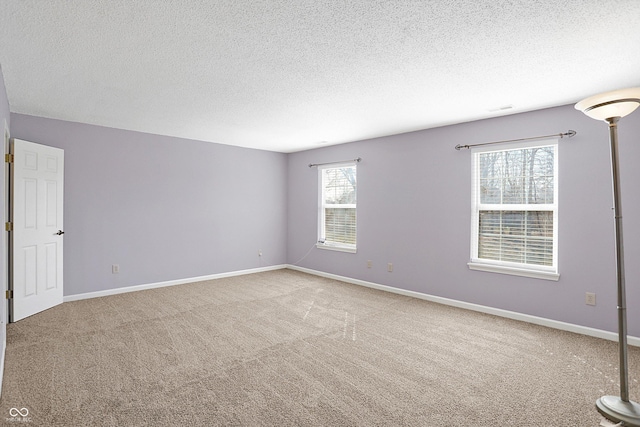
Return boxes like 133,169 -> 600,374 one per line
10,139 -> 64,322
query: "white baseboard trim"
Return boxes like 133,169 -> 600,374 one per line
286,265 -> 640,347
63,264 -> 287,302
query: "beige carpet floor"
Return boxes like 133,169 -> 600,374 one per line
0,269 -> 638,426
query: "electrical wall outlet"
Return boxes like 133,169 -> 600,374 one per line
258,250 -> 262,257
388,263 -> 393,272
585,292 -> 596,306
367,260 -> 372,268
112,264 -> 120,274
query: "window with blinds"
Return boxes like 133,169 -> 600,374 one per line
317,163 -> 357,253
469,140 -> 559,280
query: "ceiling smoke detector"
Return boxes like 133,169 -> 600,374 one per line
488,105 -> 515,112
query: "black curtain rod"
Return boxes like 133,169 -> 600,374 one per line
308,157 -> 362,168
455,130 -> 576,150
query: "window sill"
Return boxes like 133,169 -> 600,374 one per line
467,262 -> 559,281
316,243 -> 357,254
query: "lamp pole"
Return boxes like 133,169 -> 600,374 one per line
606,116 -> 630,402
594,114 -> 640,426
575,88 -> 640,426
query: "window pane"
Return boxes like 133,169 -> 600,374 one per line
526,211 -> 553,238
501,236 -> 524,264
479,146 -> 555,205
529,147 -> 555,204
323,167 -> 356,205
478,210 -> 553,266
324,208 -> 356,244
479,152 -> 503,204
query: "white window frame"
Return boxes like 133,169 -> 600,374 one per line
317,162 -> 357,253
468,139 -> 559,281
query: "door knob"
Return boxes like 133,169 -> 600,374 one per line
56,230 -> 65,235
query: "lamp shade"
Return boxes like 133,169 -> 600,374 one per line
575,87 -> 640,121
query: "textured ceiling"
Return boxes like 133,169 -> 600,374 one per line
1,1 -> 640,153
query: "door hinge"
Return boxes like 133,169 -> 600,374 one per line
4,153 -> 13,163
5,222 -> 12,232
5,290 -> 13,300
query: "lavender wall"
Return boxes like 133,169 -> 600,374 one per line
287,104 -> 640,337
10,114 -> 288,297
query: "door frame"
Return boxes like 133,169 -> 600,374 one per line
4,123 -> 10,324
0,119 -> 9,397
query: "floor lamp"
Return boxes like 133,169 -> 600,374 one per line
576,87 -> 640,426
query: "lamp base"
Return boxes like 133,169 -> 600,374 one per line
596,395 -> 640,426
